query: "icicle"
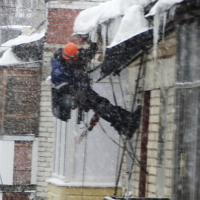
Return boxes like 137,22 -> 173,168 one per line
169,5 -> 177,20
101,23 -> 107,56
89,27 -> 98,43
162,12 -> 167,40
107,17 -> 122,45
153,13 -> 161,60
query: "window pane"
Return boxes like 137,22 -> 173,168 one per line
74,83 -> 123,182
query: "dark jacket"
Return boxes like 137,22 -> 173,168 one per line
51,43 -> 98,87
51,44 -> 98,122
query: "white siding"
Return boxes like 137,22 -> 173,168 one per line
0,141 -> 14,185
31,138 -> 39,184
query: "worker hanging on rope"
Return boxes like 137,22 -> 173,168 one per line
51,42 -> 142,139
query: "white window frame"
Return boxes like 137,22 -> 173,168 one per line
51,81 -> 127,186
0,135 -> 37,185
0,140 -> 14,185
53,110 -> 76,182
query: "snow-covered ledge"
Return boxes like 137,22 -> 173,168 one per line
0,134 -> 35,141
46,178 -> 118,187
47,1 -> 105,10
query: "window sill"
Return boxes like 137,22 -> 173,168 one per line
46,178 -> 119,187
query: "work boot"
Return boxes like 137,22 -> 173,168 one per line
109,105 -> 142,139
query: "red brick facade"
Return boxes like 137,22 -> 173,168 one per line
13,142 -> 32,184
46,9 -> 82,45
3,193 -> 30,200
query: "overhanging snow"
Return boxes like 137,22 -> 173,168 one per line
0,31 -> 45,65
0,48 -> 22,65
73,0 -> 154,37
73,0 -> 184,47
108,5 -> 150,48
146,0 -> 184,17
1,32 -> 45,46
73,0 -> 186,80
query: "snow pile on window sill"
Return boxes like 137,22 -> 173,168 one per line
46,178 -> 119,187
1,31 -> 45,51
146,0 -> 184,17
0,48 -> 22,65
0,31 -> 45,66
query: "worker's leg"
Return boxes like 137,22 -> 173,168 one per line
52,87 -> 72,121
86,89 -> 142,138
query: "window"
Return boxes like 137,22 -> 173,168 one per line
52,82 -> 125,184
0,140 -> 14,185
0,135 -> 38,185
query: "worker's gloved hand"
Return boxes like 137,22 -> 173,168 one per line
90,43 -> 98,51
88,113 -> 99,131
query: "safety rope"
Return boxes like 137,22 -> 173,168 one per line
118,75 -> 127,110
126,52 -> 148,196
113,137 -> 127,198
98,122 -> 147,171
80,30 -> 148,199
127,54 -> 145,194
81,114 -> 89,200
112,51 -> 148,198
115,135 -> 122,183
109,75 -> 118,106
108,74 -> 123,196
131,54 -> 144,112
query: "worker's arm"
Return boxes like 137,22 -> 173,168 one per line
79,43 -> 98,61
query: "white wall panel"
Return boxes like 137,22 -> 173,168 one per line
0,141 -> 14,185
31,138 -> 38,184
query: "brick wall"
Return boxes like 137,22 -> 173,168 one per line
13,141 -> 32,184
37,6 -> 82,198
37,1 -> 102,199
163,87 -> 175,198
36,81 -> 54,199
46,9 -> 80,44
124,31 -> 177,198
146,89 -> 160,197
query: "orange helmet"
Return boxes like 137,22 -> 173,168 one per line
62,42 -> 78,60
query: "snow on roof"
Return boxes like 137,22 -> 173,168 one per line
46,178 -> 117,187
108,5 -> 149,48
73,0 -> 154,35
73,0 -> 184,47
73,3 -> 105,35
0,31 -> 45,65
1,31 -> 45,48
0,31 -> 45,57
98,0 -> 153,24
0,48 -> 22,65
0,25 -> 30,30
145,0 -> 184,17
